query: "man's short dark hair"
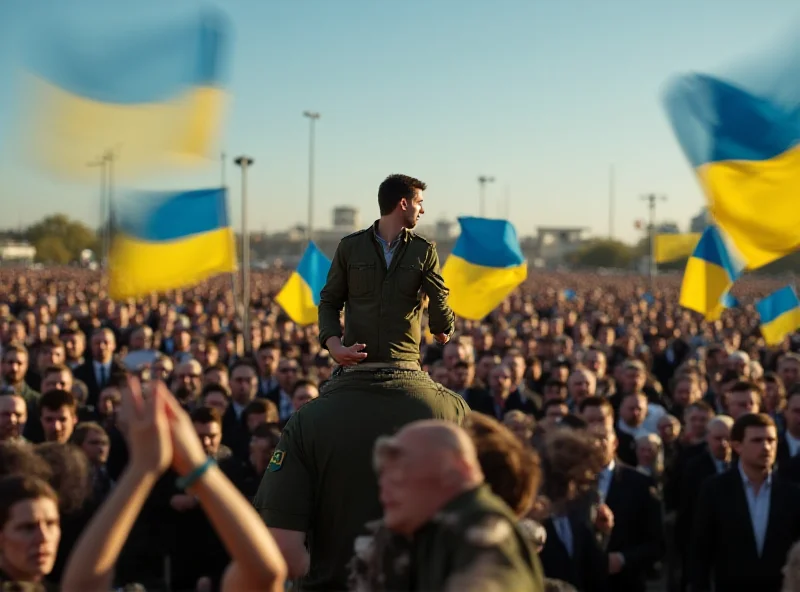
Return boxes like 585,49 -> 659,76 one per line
292,378 -> 318,396
578,396 -> 613,416
40,389 -> 76,413
190,406 -> 222,426
0,475 -> 58,529
731,413 -> 775,443
378,174 -> 427,216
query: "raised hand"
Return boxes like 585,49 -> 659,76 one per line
120,376 -> 172,475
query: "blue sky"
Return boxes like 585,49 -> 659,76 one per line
0,0 -> 798,242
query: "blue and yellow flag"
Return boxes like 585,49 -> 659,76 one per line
679,225 -> 744,320
756,285 -> 800,345
108,188 -> 236,300
664,71 -> 800,270
275,242 -> 332,326
441,217 -> 527,320
655,233 -> 701,263
21,9 -> 230,180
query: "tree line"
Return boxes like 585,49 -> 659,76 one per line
2,215 -> 99,264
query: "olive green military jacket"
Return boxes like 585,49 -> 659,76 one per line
318,224 -> 455,363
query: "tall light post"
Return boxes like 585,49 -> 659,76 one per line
234,155 -> 254,351
303,111 -> 320,249
88,148 -> 117,268
641,193 -> 668,290
478,175 -> 495,217
87,155 -> 108,266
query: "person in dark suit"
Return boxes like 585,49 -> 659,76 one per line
775,389 -> 800,470
675,415 -> 733,591
72,328 -> 125,408
690,413 -> 800,592
539,512 -> 609,592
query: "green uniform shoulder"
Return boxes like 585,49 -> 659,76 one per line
341,227 -> 372,242
408,231 -> 434,247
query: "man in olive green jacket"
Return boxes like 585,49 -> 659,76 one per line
318,174 -> 454,367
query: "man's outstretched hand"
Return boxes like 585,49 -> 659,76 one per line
330,342 -> 368,366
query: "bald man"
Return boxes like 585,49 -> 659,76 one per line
371,420 -> 544,591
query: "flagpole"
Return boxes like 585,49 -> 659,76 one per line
222,151 -> 240,314
235,156 -> 254,353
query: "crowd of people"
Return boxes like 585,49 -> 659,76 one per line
2,264 -> 800,591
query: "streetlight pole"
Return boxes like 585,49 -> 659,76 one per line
303,111 -> 320,249
234,155 -> 254,352
478,175 -> 495,218
104,149 -> 115,269
641,193 -> 667,290
87,155 -> 108,266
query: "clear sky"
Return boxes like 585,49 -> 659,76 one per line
0,0 -> 798,243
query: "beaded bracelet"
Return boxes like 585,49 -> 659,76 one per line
175,457 -> 216,490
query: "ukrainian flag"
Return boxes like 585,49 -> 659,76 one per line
756,285 -> 800,346
441,217 -> 527,321
664,71 -> 800,270
655,233 -> 701,264
679,225 -> 744,320
21,9 -> 230,180
275,242 -> 332,326
108,188 -> 236,300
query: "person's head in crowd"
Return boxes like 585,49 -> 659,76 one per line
583,348 -> 607,379
291,379 -> 319,412
0,443 -> 51,482
475,353 -> 499,386
619,392 -> 647,430
566,368 -> 596,407
313,351 -> 334,382
229,360 -> 259,406
683,401 -> 714,444
579,396 -> 614,430
543,378 -> 567,403
726,380 -> 761,420
0,475 -> 60,584
656,415 -> 680,446
449,360 -> 474,391
35,338 -> 65,373
255,341 -> 281,381
748,360 -> 764,381
89,328 -> 115,364
620,360 -> 647,395
635,433 -> 663,475
201,382 -> 231,417
488,364 -> 513,399
429,360 -> 450,386
173,359 -> 203,398
778,353 -> 800,391
671,373 -> 702,409
1,344 -> 29,389
443,341 -> 469,370
706,415 -> 733,463
540,400 -> 569,431
727,350 -> 751,378
502,410 -> 535,444
60,329 -> 85,365
539,426 -> 606,509
762,373 -> 787,416
151,354 -> 173,383
783,388 -> 800,440
190,406 -> 223,459
71,422 -> 110,467
203,362 -> 230,389
128,325 -> 153,351
39,390 -> 78,444
593,421 -> 618,468
463,412 -> 540,517
192,338 -> 219,368
373,420 -> 483,536
243,399 -> 279,433
276,358 -> 300,393
97,385 -> 122,421
41,364 -> 73,394
33,442 -> 91,515
0,391 -> 26,442
249,423 -> 282,477
502,349 -> 527,389
731,413 -> 777,473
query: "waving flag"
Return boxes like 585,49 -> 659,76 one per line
679,225 -> 744,320
441,217 -> 527,320
108,188 -> 236,299
757,286 -> 800,346
276,242 -> 332,326
20,9 -> 230,180
655,233 -> 701,263
664,67 -> 800,270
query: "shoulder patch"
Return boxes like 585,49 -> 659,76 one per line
267,449 -> 286,472
465,516 -> 513,547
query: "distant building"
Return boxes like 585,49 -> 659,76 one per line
656,222 -> 681,234
533,227 -> 589,269
690,208 -> 710,233
0,241 -> 36,266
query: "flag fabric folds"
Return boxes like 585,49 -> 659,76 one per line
655,233 -> 701,263
441,217 -> 527,321
679,225 -> 744,320
663,72 -> 800,270
108,188 -> 236,300
21,9 -> 230,180
276,242 -> 332,326
756,285 -> 800,345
